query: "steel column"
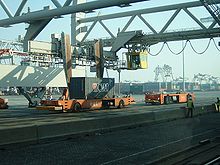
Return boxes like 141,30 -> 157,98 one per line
95,40 -> 104,78
71,0 -> 77,45
23,19 -> 52,51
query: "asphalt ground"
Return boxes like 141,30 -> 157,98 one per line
0,112 -> 219,165
0,92 -> 217,146
0,98 -> 214,128
1,90 -> 220,120
0,91 -> 218,158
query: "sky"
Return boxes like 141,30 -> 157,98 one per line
0,0 -> 219,83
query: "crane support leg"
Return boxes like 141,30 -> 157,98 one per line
18,87 -> 46,107
95,39 -> 104,78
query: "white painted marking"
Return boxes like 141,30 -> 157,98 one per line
101,129 -> 217,165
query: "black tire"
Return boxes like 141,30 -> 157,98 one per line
73,102 -> 81,112
164,96 -> 169,104
118,100 -> 125,109
102,100 -> 110,109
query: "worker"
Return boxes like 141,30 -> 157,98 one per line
216,97 -> 220,112
186,95 -> 194,118
59,88 -> 69,100
187,93 -> 191,100
165,94 -> 170,104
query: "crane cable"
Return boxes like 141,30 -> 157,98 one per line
188,38 -> 212,55
165,40 -> 188,55
212,38 -> 220,52
147,42 -> 165,56
148,37 -> 218,56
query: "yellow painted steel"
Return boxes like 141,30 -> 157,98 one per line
126,50 -> 148,70
139,51 -> 148,69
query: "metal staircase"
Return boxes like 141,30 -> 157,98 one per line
200,0 -> 220,26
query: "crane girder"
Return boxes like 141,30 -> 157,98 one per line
78,0 -> 220,49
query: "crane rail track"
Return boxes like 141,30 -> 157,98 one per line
101,129 -> 220,165
147,137 -> 220,165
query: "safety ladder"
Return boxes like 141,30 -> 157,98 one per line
200,0 -> 220,26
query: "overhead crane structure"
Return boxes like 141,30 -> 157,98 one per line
193,73 -> 220,84
0,0 -> 219,106
0,0 -> 150,51
0,1 -> 219,49
0,39 -> 23,51
0,0 -> 219,54
77,0 -> 220,49
0,0 -> 219,71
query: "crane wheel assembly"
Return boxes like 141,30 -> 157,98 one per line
118,100 -> 125,109
73,102 -> 81,112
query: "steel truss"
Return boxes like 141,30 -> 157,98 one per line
0,0 -> 149,51
0,0 -> 219,52
0,39 -> 23,51
78,0 -> 220,47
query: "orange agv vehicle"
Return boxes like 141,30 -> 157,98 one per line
37,77 -> 135,112
36,33 -> 135,112
38,96 -> 134,112
145,92 -> 194,105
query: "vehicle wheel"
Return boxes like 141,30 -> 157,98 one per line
103,101 -> 110,109
118,100 -> 125,109
72,102 -> 81,112
164,96 -> 169,104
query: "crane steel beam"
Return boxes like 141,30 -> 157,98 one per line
131,28 -> 220,45
200,0 -> 220,26
78,0 -> 220,24
76,0 -> 220,48
0,39 -> 23,50
0,0 -> 149,27
23,19 -> 52,51
80,27 -> 220,47
51,0 -> 62,8
64,0 -> 75,7
0,0 -> 13,18
14,0 -> 28,17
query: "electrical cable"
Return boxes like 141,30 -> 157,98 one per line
148,42 -> 165,56
212,38 -> 220,52
147,37 -> 219,56
165,40 -> 188,55
188,38 -> 212,55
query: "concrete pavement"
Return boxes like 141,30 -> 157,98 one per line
0,103 -> 215,146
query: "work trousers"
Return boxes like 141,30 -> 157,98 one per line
187,108 -> 193,118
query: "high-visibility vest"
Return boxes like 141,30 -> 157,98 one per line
187,100 -> 194,108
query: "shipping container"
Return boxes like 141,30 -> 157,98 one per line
69,77 -> 115,99
115,83 -> 131,95
143,82 -> 161,92
130,83 -> 144,94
